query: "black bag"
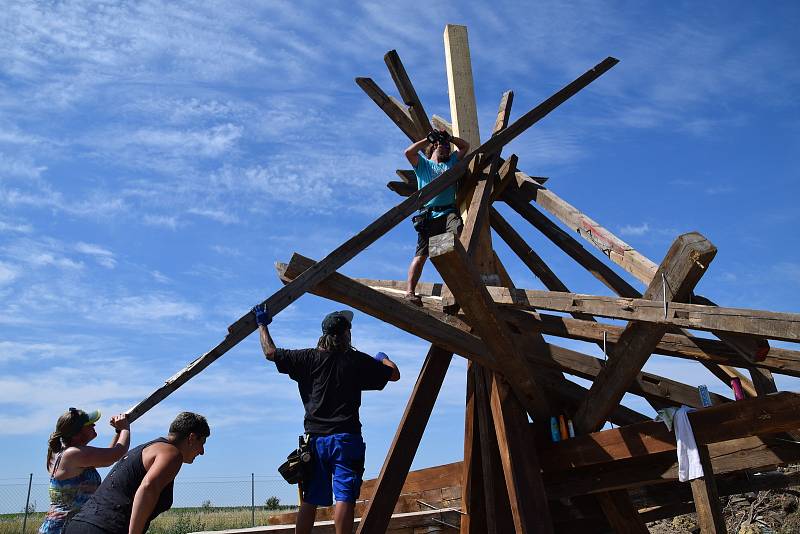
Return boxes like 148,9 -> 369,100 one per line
278,435 -> 312,485
412,209 -> 432,233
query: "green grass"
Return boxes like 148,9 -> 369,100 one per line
0,507 -> 297,534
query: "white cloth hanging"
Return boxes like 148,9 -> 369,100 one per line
674,405 -> 704,482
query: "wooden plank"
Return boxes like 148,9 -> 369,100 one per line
384,50 -> 432,138
489,154 -> 519,202
492,90 -> 514,135
386,180 -> 415,197
689,445 -> 728,533
484,286 -> 800,343
355,77 -> 419,141
443,24 -> 481,149
574,233 -> 717,433
357,347 -> 453,534
461,362 -> 488,534
504,193 -> 640,298
428,232 -> 550,417
487,371 -> 555,533
395,169 -> 416,186
544,435 -> 800,498
473,366 -> 515,534
540,392 -> 800,471
495,307 -> 800,378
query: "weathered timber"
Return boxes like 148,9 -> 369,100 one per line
574,233 -> 718,433
513,174 -> 772,362
486,371 -> 555,533
489,154 -> 519,202
395,169 -> 416,186
384,50 -> 432,138
484,286 -> 800,343
461,363 -> 488,534
429,232 -> 550,417
540,392 -> 800,471
131,57 -> 618,420
386,180 -> 415,197
354,77 -> 419,141
473,365 -> 516,534
689,445 -> 728,533
357,347 -> 453,534
544,435 -> 800,498
493,90 -> 514,135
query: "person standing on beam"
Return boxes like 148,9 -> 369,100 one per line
403,128 -> 470,305
253,304 -> 400,534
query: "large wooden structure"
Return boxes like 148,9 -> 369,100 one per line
134,25 -> 800,534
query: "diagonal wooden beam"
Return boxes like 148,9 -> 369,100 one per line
428,232 -> 550,417
384,50 -> 432,138
574,233 -> 718,433
356,346 -> 453,534
355,77 -> 420,142
460,363 -> 488,534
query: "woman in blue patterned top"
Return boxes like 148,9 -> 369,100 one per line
39,408 -> 130,534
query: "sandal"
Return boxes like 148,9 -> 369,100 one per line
403,293 -> 423,306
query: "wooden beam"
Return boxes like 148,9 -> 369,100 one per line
428,232 -> 550,417
493,90 -> 514,135
484,286 -> 800,343
574,232 -> 717,433
461,362 -> 488,534
356,347 -> 453,534
544,435 -> 800,498
487,371 -> 555,533
473,365 -> 515,534
689,445 -> 728,533
384,50 -> 431,138
386,180 -> 415,197
443,24 -> 481,149
355,77 -> 419,141
540,392 -> 800,471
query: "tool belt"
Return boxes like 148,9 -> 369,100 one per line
278,434 -> 313,485
412,204 -> 456,233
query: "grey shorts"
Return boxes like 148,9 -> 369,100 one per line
415,211 -> 463,257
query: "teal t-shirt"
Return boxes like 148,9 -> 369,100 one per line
414,151 -> 459,218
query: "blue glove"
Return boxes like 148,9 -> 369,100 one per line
252,303 -> 271,327
374,351 -> 388,362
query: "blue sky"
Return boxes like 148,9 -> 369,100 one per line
1,0 -> 799,509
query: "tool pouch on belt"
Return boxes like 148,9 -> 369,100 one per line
412,211 -> 428,233
278,434 -> 312,485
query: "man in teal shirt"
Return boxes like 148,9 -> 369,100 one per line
403,129 -> 470,304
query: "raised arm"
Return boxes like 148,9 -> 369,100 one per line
67,415 -> 130,468
404,137 -> 429,167
374,352 -> 400,382
253,303 -> 276,361
450,136 -> 469,160
129,444 -> 182,534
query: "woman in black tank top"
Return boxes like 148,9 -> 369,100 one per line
65,412 -> 210,534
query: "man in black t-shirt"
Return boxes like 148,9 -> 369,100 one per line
253,304 -> 400,534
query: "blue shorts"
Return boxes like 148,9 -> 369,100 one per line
303,433 -> 366,506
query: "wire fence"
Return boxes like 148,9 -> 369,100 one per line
0,474 -> 301,534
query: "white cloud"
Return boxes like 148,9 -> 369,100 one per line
0,262 -> 18,285
143,214 -> 180,229
0,219 -> 33,233
187,208 -> 239,225
75,242 -> 116,269
90,294 -> 202,324
619,222 -> 650,236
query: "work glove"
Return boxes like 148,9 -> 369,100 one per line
252,302 -> 271,327
374,351 -> 389,362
